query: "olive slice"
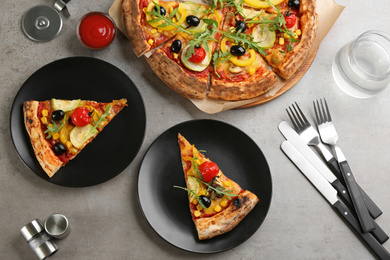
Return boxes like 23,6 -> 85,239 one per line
230,45 -> 246,56
53,142 -> 66,155
52,110 -> 65,121
199,195 -> 211,208
235,20 -> 246,32
153,5 -> 166,16
171,39 -> 182,53
186,15 -> 200,27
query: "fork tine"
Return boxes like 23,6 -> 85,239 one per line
313,100 -> 320,124
293,102 -> 309,125
314,100 -> 324,124
323,98 -> 332,122
286,108 -> 299,129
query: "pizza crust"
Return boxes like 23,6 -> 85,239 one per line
209,70 -> 278,100
122,0 -> 151,57
300,0 -> 316,14
146,49 -> 208,99
195,190 -> 259,240
271,12 -> 318,80
23,101 -> 63,177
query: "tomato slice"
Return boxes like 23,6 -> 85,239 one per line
198,161 -> 219,182
71,107 -> 92,127
284,13 -> 296,29
188,47 -> 206,63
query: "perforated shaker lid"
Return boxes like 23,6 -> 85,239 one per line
22,5 -> 62,42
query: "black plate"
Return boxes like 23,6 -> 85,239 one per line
138,119 -> 272,253
10,57 -> 146,187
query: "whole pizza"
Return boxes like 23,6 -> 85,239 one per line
122,0 -> 317,101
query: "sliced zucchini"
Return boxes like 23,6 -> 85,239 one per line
181,45 -> 212,72
252,24 -> 276,50
51,99 -> 80,112
187,176 -> 200,203
69,124 -> 98,149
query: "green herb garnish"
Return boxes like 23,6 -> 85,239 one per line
84,104 -> 111,141
173,185 -> 208,209
146,2 -> 192,34
184,19 -> 219,59
44,118 -> 65,139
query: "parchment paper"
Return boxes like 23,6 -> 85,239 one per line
109,0 -> 344,113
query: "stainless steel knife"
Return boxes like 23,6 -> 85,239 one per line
278,121 -> 388,244
278,121 -> 382,219
281,140 -> 390,259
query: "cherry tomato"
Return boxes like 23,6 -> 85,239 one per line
71,107 -> 92,127
188,46 -> 206,63
284,12 -> 296,29
198,161 -> 219,182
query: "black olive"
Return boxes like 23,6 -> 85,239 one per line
153,5 -> 166,16
186,15 -> 200,27
171,39 -> 182,53
288,0 -> 300,9
230,45 -> 246,56
52,110 -> 65,121
199,195 -> 211,208
232,198 -> 242,207
53,143 -> 66,155
235,20 -> 246,32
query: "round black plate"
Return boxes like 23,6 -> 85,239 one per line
10,57 -> 146,187
138,119 -> 272,253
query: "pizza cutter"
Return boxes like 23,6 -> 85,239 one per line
22,0 -> 71,42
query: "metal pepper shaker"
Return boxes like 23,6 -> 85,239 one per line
20,219 -> 58,260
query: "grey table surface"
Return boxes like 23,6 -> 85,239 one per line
1,0 -> 390,259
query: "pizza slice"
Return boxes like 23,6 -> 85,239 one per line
122,0 -> 186,57
209,12 -> 278,100
146,7 -> 225,99
176,134 -> 259,240
249,0 -> 318,79
23,98 -> 127,177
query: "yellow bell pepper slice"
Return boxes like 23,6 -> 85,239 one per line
243,0 -> 284,9
230,49 -> 256,67
145,2 -> 187,31
220,37 -> 256,67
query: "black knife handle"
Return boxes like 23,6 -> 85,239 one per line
372,219 -> 390,244
339,161 -> 375,232
332,179 -> 388,244
331,179 -> 353,207
329,158 -> 382,219
327,157 -> 341,178
333,201 -> 390,259
359,185 -> 383,219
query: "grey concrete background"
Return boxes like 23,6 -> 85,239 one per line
1,0 -> 390,259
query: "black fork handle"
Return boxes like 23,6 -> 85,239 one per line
328,157 -> 382,219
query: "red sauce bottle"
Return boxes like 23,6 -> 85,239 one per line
77,12 -> 117,50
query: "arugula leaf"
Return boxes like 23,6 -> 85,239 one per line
84,104 -> 111,142
146,2 -> 192,34
174,185 -> 208,209
195,178 -> 240,200
44,117 -> 66,139
212,50 -> 232,78
184,19 -> 219,59
222,29 -> 267,56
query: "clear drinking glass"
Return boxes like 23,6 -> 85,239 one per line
332,30 -> 390,98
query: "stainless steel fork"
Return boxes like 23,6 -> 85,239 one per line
313,98 -> 375,233
286,102 -> 339,173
